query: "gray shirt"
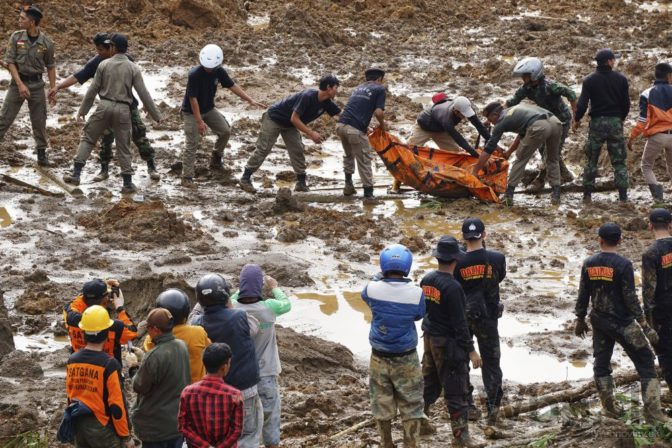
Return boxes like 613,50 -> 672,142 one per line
4,30 -> 55,76
484,104 -> 553,154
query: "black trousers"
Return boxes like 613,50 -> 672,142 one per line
422,334 -> 469,420
591,315 -> 656,379
653,313 -> 672,388
467,317 -> 503,412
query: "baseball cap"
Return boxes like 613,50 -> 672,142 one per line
453,96 -> 476,118
432,92 -> 448,104
105,33 -> 128,53
432,236 -> 465,262
147,308 -> 174,332
595,48 -> 619,64
598,222 -> 622,240
462,218 -> 485,240
649,208 -> 672,224
82,279 -> 108,301
365,67 -> 385,80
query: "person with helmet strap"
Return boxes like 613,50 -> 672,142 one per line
361,244 -> 427,447
63,278 -> 138,365
143,288 -> 211,384
180,44 -> 266,187
507,57 -> 577,192
239,74 -> 341,194
63,305 -> 133,447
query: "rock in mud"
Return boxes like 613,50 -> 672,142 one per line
155,253 -> 193,266
14,283 -> 65,315
0,351 -> 43,378
23,269 -> 49,283
273,188 -> 305,214
0,293 -> 14,359
276,224 -> 307,243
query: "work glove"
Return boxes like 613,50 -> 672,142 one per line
643,326 -> 660,346
112,288 -> 124,310
574,318 -> 590,338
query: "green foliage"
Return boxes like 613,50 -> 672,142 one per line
2,430 -> 49,448
528,432 -> 557,448
630,422 -> 672,448
417,199 -> 443,209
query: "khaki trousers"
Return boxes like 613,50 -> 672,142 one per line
508,117 -> 562,189
407,123 -> 460,151
245,112 -> 306,174
182,109 -> 231,178
75,100 -> 133,175
336,123 -> 374,188
0,80 -> 48,151
641,132 -> 672,185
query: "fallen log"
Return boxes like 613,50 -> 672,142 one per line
328,417 -> 375,440
36,165 -> 84,196
1,173 -> 64,197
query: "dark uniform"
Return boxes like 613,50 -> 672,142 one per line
455,247 -> 506,418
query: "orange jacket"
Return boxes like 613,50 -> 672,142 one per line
64,296 -> 138,364
66,348 -> 131,438
143,324 -> 210,383
630,80 -> 672,139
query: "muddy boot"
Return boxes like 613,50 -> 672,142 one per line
147,159 -> 160,181
36,148 -> 50,167
121,174 -> 137,194
618,187 -> 628,202
583,186 -> 592,204
389,179 -> 402,194
551,186 -> 561,205
467,405 -> 482,421
526,169 -> 545,193
239,168 -> 256,193
63,161 -> 84,185
294,173 -> 309,192
559,159 -> 574,183
363,186 -> 380,204
595,376 -> 624,419
486,407 -> 512,429
343,173 -> 356,196
92,162 -> 109,182
375,419 -> 395,448
420,405 -> 437,436
502,186 -> 514,207
450,414 -> 484,448
648,184 -> 664,203
209,151 -> 223,171
642,378 -> 672,424
402,419 -> 421,448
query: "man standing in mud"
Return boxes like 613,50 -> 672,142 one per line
507,57 -> 577,192
573,48 -> 630,203
336,67 -> 386,201
49,32 -> 161,182
421,236 -> 483,448
454,218 -> 507,426
0,5 -> 55,166
574,223 -> 669,423
642,209 -> 672,395
239,75 -> 341,193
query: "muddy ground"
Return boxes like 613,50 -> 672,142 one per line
1,0 -> 672,446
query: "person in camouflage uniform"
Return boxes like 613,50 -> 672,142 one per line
574,49 -> 630,202
361,244 -> 426,448
507,57 -> 577,191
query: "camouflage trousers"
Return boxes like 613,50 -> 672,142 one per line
652,312 -> 672,389
99,107 -> 154,163
369,350 -> 425,421
581,116 -> 628,189
468,317 -> 503,413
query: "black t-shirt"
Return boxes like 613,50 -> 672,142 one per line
74,54 -> 139,108
338,81 -> 386,133
420,271 -> 474,353
267,89 -> 341,128
642,237 -> 672,316
454,248 -> 506,305
181,66 -> 235,114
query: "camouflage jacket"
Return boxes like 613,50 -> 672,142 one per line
506,77 -> 576,124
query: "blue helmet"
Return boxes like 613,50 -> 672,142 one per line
380,244 -> 413,276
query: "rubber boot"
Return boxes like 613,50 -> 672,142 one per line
375,419 -> 395,448
63,161 -> 84,185
343,173 -> 356,196
389,179 -> 402,194
559,159 -> 574,183
486,407 -> 512,429
641,378 -> 672,424
583,186 -> 592,204
648,184 -> 664,203
294,173 -> 309,192
209,151 -> 223,171
467,405 -> 482,422
551,186 -> 561,205
618,187 -> 628,202
92,162 -> 109,182
402,419 -> 421,448
239,168 -> 256,193
363,186 -> 381,204
502,186 -> 514,207
121,174 -> 137,194
450,414 -> 484,448
420,404 -> 437,436
526,169 -> 546,193
595,376 -> 624,419
36,148 -> 50,167
147,159 -> 160,180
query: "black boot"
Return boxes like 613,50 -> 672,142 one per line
147,159 -> 160,180
63,161 -> 84,185
209,151 -> 223,171
583,186 -> 592,203
618,187 -> 628,202
121,174 -> 137,194
551,186 -> 561,205
363,186 -> 374,198
343,173 -> 356,196
239,168 -> 256,193
92,162 -> 109,182
503,186 -> 514,207
649,184 -> 664,203
294,173 -> 309,192
36,148 -> 50,167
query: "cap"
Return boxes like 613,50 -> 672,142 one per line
432,92 -> 448,104
650,208 -> 672,224
595,48 -> 619,63
462,218 -> 485,240
365,67 -> 385,80
598,222 -> 622,240
82,279 -> 108,301
432,236 -> 465,262
93,32 -> 110,46
147,308 -> 174,332
24,6 -> 43,20
105,33 -> 128,52
453,96 -> 476,118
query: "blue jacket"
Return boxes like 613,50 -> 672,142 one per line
362,278 -> 426,354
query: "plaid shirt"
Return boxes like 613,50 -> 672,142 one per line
178,375 -> 244,448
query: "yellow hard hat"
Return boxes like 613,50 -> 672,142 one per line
78,305 -> 114,333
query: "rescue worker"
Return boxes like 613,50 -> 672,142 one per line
132,308 -> 190,448
49,32 -> 161,182
143,288 -> 211,384
574,223 -> 670,424
181,44 -> 265,187
472,101 -> 563,206
454,218 -> 507,425
231,265 -> 292,448
642,209 -> 672,393
421,236 -> 483,448
63,33 -> 162,193
64,278 -> 138,365
239,75 -> 341,193
191,273 -> 263,448
336,67 -> 387,201
573,49 -> 630,203
507,57 -> 577,191
628,63 -> 672,203
361,245 -> 426,448
0,5 -> 55,166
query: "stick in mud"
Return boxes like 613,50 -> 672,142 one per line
1,173 -> 64,197
35,165 -> 84,196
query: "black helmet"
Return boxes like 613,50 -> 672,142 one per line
155,288 -> 190,324
196,274 -> 230,307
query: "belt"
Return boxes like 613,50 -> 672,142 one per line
372,348 -> 416,359
19,73 -> 41,82
100,96 -> 131,107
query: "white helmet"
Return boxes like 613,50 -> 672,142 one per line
512,57 -> 544,81
452,96 -> 476,118
199,44 -> 223,69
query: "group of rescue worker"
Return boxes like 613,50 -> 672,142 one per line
4,4 -> 672,206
